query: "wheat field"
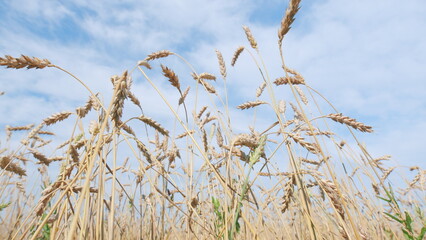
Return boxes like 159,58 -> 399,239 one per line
1,0 -> 425,239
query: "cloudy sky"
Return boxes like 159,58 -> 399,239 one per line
1,0 -> 425,173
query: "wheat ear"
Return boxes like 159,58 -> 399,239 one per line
144,50 -> 173,61
0,55 -> 52,69
237,100 -> 268,110
231,46 -> 245,67
326,113 -> 373,133
242,26 -> 258,49
137,115 -> 169,137
215,50 -> 227,78
0,156 -> 26,176
278,0 -> 301,46
43,111 -> 73,126
161,65 -> 181,91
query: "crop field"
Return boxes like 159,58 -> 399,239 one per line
1,0 -> 425,239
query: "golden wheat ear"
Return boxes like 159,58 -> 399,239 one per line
0,55 -> 53,69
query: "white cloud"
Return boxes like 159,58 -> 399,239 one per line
1,0 -> 425,171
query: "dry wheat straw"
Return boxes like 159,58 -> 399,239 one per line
242,26 -> 258,49
278,0 -> 301,45
43,111 -> 73,126
326,113 -> 373,133
137,115 -> 169,136
231,46 -> 245,66
0,55 -> 52,69
215,50 -> 227,78
237,100 -> 268,110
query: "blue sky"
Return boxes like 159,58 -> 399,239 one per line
1,0 -> 426,173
